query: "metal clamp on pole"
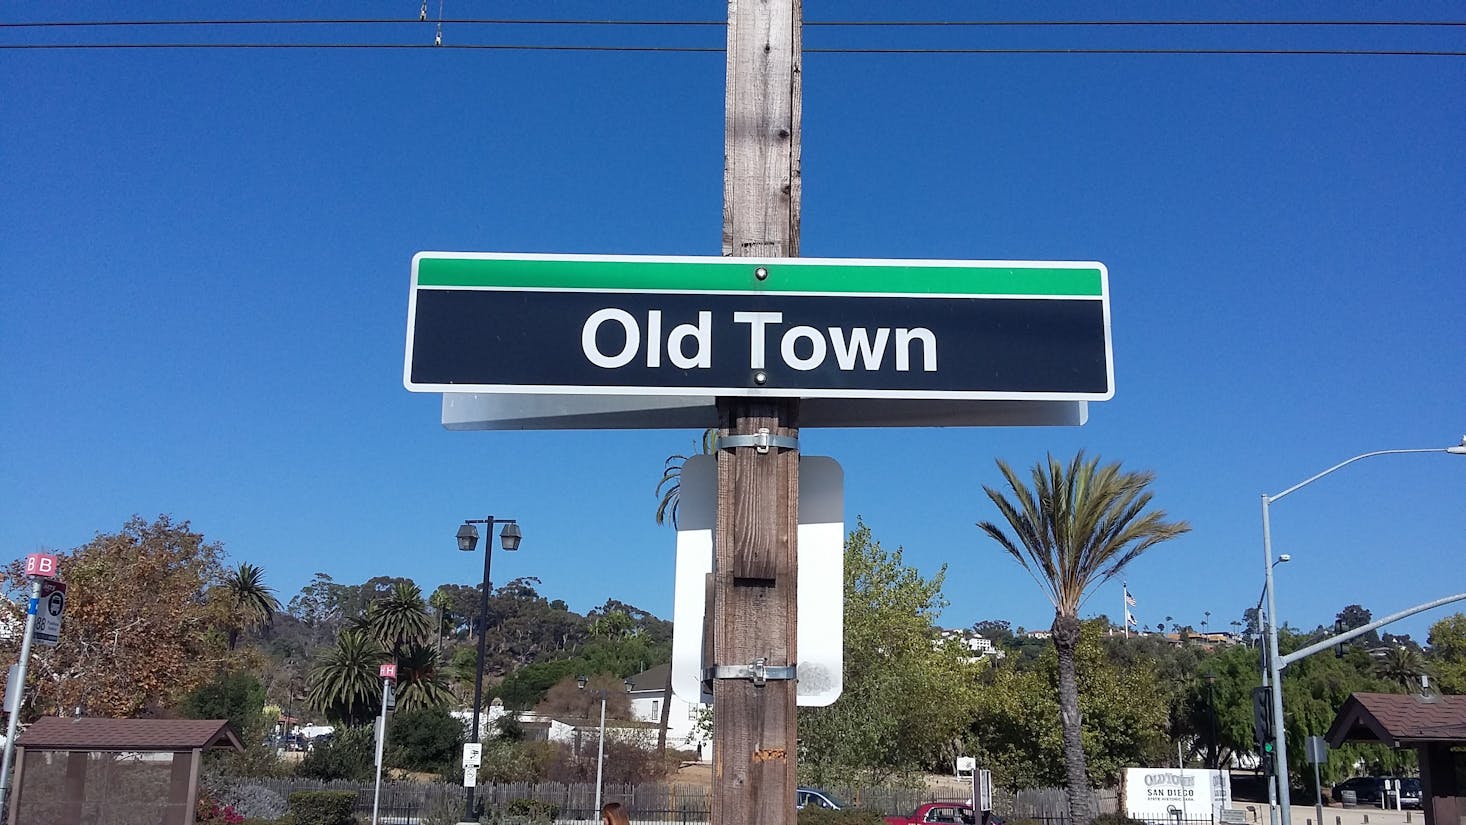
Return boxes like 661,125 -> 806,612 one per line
703,658 -> 797,687
718,428 -> 799,455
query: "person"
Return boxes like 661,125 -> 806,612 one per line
601,801 -> 631,825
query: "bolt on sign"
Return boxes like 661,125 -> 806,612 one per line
405,253 -> 1112,401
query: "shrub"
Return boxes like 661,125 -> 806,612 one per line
506,798 -> 560,822
1092,816 -> 1148,825
797,807 -> 886,825
217,784 -> 290,820
296,726 -> 374,782
288,790 -> 357,825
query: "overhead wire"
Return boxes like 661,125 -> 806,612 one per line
1,15 -> 1462,56
2,44 -> 1464,57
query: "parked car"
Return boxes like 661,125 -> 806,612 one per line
1332,776 -> 1421,808
797,788 -> 845,810
885,801 -> 978,825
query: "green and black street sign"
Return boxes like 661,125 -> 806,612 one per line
404,253 -> 1113,401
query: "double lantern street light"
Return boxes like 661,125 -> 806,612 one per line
455,517 -> 522,825
1261,438 -> 1465,825
578,674 -> 635,820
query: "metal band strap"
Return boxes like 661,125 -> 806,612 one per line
703,659 -> 797,687
718,428 -> 799,454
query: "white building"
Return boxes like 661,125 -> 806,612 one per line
626,663 -> 710,762
939,629 -> 1006,662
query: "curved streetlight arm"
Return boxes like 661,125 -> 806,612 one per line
1267,448 -> 1453,504
1278,592 -> 1466,669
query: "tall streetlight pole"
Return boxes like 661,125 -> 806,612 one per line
578,675 -> 634,820
455,517 -> 522,825
1261,438 -> 1465,825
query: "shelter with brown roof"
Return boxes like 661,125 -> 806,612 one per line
1325,692 -> 1466,825
7,717 -> 243,825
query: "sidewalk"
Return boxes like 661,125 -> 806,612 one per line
1232,803 -> 1426,825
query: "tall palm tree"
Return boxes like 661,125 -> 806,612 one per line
367,581 -> 433,656
654,428 -> 718,528
306,629 -> 385,726
222,562 -> 281,649
429,588 -> 453,654
979,452 -> 1190,825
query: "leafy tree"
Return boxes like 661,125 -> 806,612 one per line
221,562 -> 281,649
181,671 -> 270,745
654,428 -> 717,527
1335,604 -> 1379,647
307,629 -> 385,726
1426,613 -> 1466,693
971,621 -> 1171,789
978,453 -> 1190,825
386,705 -> 464,776
286,572 -> 350,630
534,673 -> 633,720
798,520 -> 984,787
0,515 -> 234,719
493,659 -> 580,709
296,725 -> 375,782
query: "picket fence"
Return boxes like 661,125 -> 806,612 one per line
241,778 -> 1119,823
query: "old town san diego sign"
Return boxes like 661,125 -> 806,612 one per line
404,252 -> 1113,402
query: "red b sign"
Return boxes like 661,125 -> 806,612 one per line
24,553 -> 58,578
379,664 -> 397,681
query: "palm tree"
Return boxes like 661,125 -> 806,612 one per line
655,428 -> 718,527
307,629 -> 385,726
1375,645 -> 1428,691
652,427 -> 719,757
222,562 -> 281,649
393,641 -> 456,711
978,452 -> 1190,825
367,581 -> 433,656
429,588 -> 453,654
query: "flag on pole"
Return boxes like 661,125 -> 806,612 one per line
1124,586 -> 1137,608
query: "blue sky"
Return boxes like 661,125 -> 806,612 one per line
3,2 -> 1463,645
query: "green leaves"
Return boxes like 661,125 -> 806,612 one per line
798,520 -> 985,787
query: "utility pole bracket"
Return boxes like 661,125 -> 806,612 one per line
718,428 -> 798,454
703,658 -> 796,687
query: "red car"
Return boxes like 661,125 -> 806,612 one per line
885,802 -> 979,825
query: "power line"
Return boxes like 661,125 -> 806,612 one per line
3,17 -> 1465,29
3,43 -> 1464,57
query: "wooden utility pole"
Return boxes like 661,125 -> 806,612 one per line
712,1 -> 801,824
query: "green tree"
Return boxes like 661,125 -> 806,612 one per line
221,562 -> 281,649
181,670 -> 270,745
978,453 -> 1190,825
296,725 -> 376,782
654,428 -> 717,527
1426,613 -> 1466,693
306,629 -> 385,726
971,621 -> 1171,788
798,520 -> 984,787
386,705 -> 464,777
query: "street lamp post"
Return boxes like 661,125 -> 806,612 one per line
1261,438 -> 1465,825
455,517 -> 522,825
578,675 -> 634,820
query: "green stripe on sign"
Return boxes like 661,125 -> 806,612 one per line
416,256 -> 1104,297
